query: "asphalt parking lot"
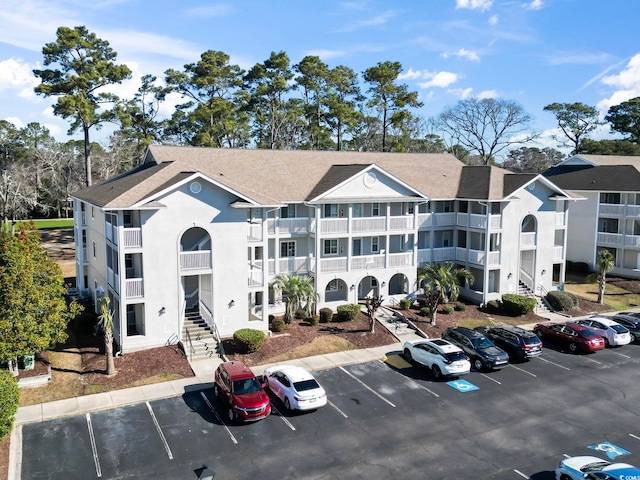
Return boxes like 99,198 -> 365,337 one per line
20,340 -> 640,480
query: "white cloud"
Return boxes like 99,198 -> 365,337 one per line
4,116 -> 25,129
477,89 -> 498,99
448,87 -> 474,99
183,5 -> 233,18
335,10 -> 396,32
306,49 -> 347,60
0,58 -> 38,93
523,0 -> 543,10
401,70 -> 459,89
488,14 -> 498,25
455,0 -> 493,12
442,48 -> 480,62
544,52 -> 613,66
597,54 -> 640,114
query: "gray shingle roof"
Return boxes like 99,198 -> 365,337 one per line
72,146 -> 567,208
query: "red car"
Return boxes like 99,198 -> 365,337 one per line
214,361 -> 271,422
533,322 -> 605,353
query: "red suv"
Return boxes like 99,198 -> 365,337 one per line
214,361 -> 271,422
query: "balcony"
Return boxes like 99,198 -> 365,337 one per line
625,235 -> 640,247
319,218 -> 349,234
351,217 -> 386,233
248,269 -> 263,287
520,232 -> 536,247
456,248 -> 500,266
180,250 -> 212,271
266,218 -> 312,236
276,256 -> 311,274
417,249 -> 431,264
247,223 -> 263,242
319,257 -> 348,273
432,212 -> 456,227
123,228 -> 142,248
106,267 -> 119,294
416,213 -> 432,229
125,278 -> 144,298
351,254 -> 385,271
600,204 -> 625,216
388,252 -> 413,267
389,216 -> 412,231
432,247 -> 456,261
597,232 -> 623,246
628,205 -> 640,217
554,245 -> 564,260
555,212 -> 567,227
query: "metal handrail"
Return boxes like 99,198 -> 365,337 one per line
184,328 -> 195,363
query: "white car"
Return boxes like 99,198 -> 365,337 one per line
575,317 -> 632,346
403,339 -> 471,379
556,455 -> 640,479
264,365 -> 327,411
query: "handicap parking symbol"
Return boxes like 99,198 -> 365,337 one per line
446,379 -> 479,392
588,441 -> 630,459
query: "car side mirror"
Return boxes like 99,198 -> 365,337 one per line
258,375 -> 267,388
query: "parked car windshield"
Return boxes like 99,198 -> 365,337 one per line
471,336 -> 494,349
524,336 -> 541,345
445,351 -> 468,362
611,324 -> 629,333
294,379 -> 321,392
232,378 -> 263,395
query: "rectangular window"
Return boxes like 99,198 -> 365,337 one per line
324,239 -> 338,255
281,204 -> 296,218
324,204 -> 338,218
353,203 -> 363,217
372,203 -> 380,216
91,206 -> 95,219
600,192 -> 621,204
280,241 -> 295,257
327,279 -> 339,291
371,237 -> 379,253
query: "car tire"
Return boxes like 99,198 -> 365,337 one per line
228,407 -> 236,422
473,358 -> 484,371
569,342 -> 578,353
560,475 -> 572,480
432,365 -> 442,380
404,348 -> 413,362
630,333 -> 637,343
604,338 -> 610,347
284,397 -> 291,411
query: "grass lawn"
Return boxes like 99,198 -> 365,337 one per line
16,218 -> 74,230
564,276 -> 640,311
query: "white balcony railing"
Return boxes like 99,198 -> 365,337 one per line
277,218 -> 310,235
180,250 -> 212,270
600,204 -> 625,215
248,269 -> 263,287
351,254 -> 385,270
417,249 -> 431,264
628,205 -> 640,217
125,278 -> 144,298
123,227 -> 142,248
320,218 -> 348,234
278,256 -> 309,274
416,213 -> 432,229
248,223 -> 263,241
389,216 -> 412,231
432,247 -> 455,261
625,235 -> 640,247
320,257 -> 348,273
520,232 -> 536,247
388,252 -> 413,267
351,217 -> 386,233
432,212 -> 456,226
555,212 -> 566,227
489,214 -> 501,229
597,232 -> 623,245
487,251 -> 500,266
553,246 -> 564,260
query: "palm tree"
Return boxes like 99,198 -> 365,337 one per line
270,273 -> 318,323
587,249 -> 615,304
98,297 -> 117,376
417,262 -> 474,326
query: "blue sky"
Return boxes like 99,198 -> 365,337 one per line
1,0 -> 639,155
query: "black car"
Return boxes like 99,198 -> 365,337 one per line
611,314 -> 640,343
442,327 -> 509,371
475,325 -> 543,361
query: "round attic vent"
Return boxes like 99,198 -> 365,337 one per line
190,181 -> 202,194
363,171 -> 377,188
527,183 -> 535,191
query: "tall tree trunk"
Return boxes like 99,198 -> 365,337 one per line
598,276 -> 606,304
104,328 -> 116,375
83,125 -> 92,187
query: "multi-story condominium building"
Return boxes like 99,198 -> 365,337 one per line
545,154 -> 640,279
71,146 -> 575,353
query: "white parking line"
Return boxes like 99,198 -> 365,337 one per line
388,368 -> 439,397
537,356 -> 571,371
199,392 -> 238,445
610,350 -> 631,359
146,402 -> 173,460
339,366 -> 396,407
629,433 -> 640,441
583,356 -> 602,365
563,453 -> 571,458
85,413 -> 102,478
270,404 -> 296,431
328,400 -> 349,418
513,469 -> 529,479
479,372 -> 501,385
508,364 -> 537,377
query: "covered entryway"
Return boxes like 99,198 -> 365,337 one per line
357,275 -> 379,300
388,273 -> 409,295
325,278 -> 348,302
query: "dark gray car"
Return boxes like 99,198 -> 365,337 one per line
442,326 -> 509,371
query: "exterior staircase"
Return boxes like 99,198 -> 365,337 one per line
181,309 -> 221,361
518,281 -> 552,315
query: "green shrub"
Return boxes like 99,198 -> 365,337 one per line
417,297 -> 428,308
308,315 -> 320,326
233,328 -> 266,353
294,308 -> 308,320
337,303 -> 361,322
319,308 -> 333,323
454,303 -> 466,312
420,307 -> 431,317
441,305 -> 455,315
399,298 -> 412,310
0,370 -> 19,439
484,300 -> 500,312
546,291 -> 579,311
271,318 -> 285,332
501,294 -> 536,316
